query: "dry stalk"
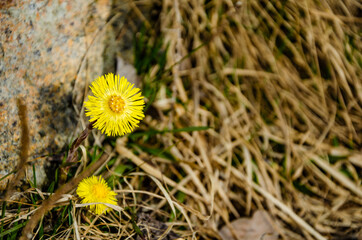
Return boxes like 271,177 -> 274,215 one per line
3,98 -> 29,201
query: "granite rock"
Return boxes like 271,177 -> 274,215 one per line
0,0 -> 111,190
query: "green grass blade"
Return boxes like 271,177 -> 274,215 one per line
0,221 -> 27,238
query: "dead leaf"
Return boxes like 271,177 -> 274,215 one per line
219,210 -> 278,240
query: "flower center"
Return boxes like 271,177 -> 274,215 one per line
108,95 -> 125,113
91,183 -> 108,199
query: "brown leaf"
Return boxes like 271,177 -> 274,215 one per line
219,210 -> 278,240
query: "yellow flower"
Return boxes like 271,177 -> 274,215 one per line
76,176 -> 118,215
84,73 -> 145,136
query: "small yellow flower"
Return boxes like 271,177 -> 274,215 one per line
77,176 -> 117,215
84,73 -> 145,136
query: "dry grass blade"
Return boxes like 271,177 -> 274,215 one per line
72,206 -> 81,240
308,153 -> 362,197
75,202 -> 124,212
149,175 -> 176,217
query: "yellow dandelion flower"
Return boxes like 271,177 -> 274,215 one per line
84,73 -> 145,136
76,175 -> 118,215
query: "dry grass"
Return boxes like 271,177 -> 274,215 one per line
126,0 -> 362,239
1,0 -> 361,239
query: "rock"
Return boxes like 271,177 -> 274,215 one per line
116,56 -> 139,86
0,0 -> 111,191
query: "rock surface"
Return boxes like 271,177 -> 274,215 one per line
0,0 -> 111,190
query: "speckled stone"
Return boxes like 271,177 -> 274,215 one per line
0,0 -> 111,190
